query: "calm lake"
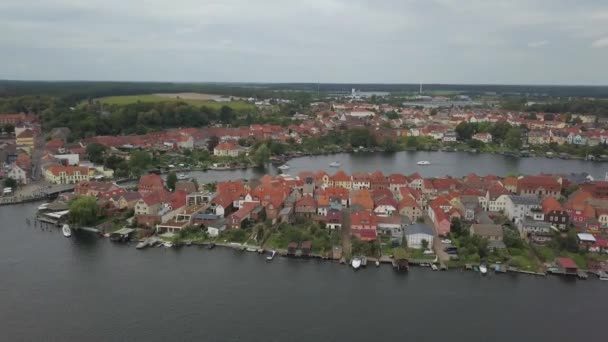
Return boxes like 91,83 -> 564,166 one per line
2,152 -> 608,341
188,151 -> 608,184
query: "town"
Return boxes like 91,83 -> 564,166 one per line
1,91 -> 608,280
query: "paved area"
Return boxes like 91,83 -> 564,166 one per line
424,214 -> 450,262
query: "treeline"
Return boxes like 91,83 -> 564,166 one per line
502,97 -> 608,116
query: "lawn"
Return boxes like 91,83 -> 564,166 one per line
96,94 -> 256,112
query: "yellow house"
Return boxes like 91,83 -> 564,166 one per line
45,165 -> 90,184
16,129 -> 35,148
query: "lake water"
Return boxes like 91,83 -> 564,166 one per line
1,202 -> 607,341
189,151 -> 608,184
3,152 -> 608,341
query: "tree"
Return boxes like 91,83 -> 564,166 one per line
3,177 -> 17,189
382,138 -> 399,152
219,105 -> 234,124
167,171 -> 177,191
207,135 -> 220,152
128,150 -> 152,176
86,143 -> 107,164
3,124 -> 14,134
405,136 -> 420,149
455,122 -> 475,141
421,239 -> 429,250
450,218 -> 464,237
252,144 -> 270,167
68,196 -> 99,226
505,127 -> 522,149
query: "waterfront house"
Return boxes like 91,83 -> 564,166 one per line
134,192 -> 163,216
351,172 -> 371,190
377,215 -> 405,242
211,192 -> 233,217
138,174 -> 165,194
517,175 -> 561,199
324,210 -> 342,230
207,218 -> 227,237
110,191 -> 142,210
408,172 -> 424,190
577,233 -> 597,251
470,224 -> 505,249
369,170 -> 388,190
287,242 -> 298,256
44,165 -> 90,184
519,218 -> 554,244
405,223 -> 434,249
213,142 -> 241,157
472,132 -> 492,143
7,164 -> 28,185
388,173 -> 409,193
300,241 -> 312,257
350,210 -> 378,241
229,202 -> 262,229
331,170 -> 352,190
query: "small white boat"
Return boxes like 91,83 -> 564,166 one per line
417,160 -> 431,165
598,271 -> 608,280
351,257 -> 362,270
246,247 -> 257,252
479,264 -> 488,275
163,242 -> 173,248
62,224 -> 72,238
177,173 -> 188,180
135,242 -> 146,249
266,250 -> 276,261
375,261 -> 380,267
431,264 -> 438,271
329,161 -> 341,167
277,164 -> 290,170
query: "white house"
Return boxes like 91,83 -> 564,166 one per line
487,193 -> 509,212
405,223 -> 434,249
8,164 -> 28,185
504,195 -> 541,223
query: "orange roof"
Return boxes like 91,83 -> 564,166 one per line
398,196 -> 419,210
47,165 -> 88,177
541,197 -> 564,214
332,170 -> 350,182
564,190 -> 592,211
350,189 -> 373,211
503,176 -> 518,188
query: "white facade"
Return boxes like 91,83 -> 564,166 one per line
8,165 -> 28,185
487,194 -> 508,212
504,196 -> 541,222
407,233 -> 434,250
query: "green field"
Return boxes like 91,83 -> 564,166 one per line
96,94 -> 256,111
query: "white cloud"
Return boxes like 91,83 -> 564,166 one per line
591,37 -> 608,48
528,40 -> 549,48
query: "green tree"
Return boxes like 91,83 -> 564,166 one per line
455,122 -> 475,141
382,138 -> 399,152
3,124 -> 14,134
3,177 -> 17,189
86,142 -> 107,164
167,171 -> 177,191
505,127 -> 522,149
128,150 -> 152,176
421,239 -> 429,250
69,196 -> 99,226
405,136 -> 420,149
252,144 -> 270,167
219,106 -> 234,124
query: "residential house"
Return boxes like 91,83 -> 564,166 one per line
229,202 -> 262,229
470,224 -> 505,249
44,165 -> 90,184
485,183 -> 510,212
405,223 -> 434,249
472,132 -> 492,143
519,218 -> 554,244
541,197 -> 569,230
7,164 -> 28,185
138,174 -> 165,194
351,172 -> 371,190
398,196 -> 422,221
16,129 -> 35,148
377,216 -> 405,243
504,195 -> 541,223
369,171 -> 388,190
332,170 -> 352,190
134,192 -> 163,216
387,173 -> 409,193
350,210 -> 378,241
373,196 -> 398,216
294,195 -> 317,218
350,189 -> 374,211
213,142 -> 241,157
324,210 -> 343,230
110,191 -> 142,210
517,175 -> 561,199
428,204 -> 451,237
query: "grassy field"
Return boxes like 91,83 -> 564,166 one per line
96,94 -> 256,111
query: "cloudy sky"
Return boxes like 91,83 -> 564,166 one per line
1,0 -> 608,84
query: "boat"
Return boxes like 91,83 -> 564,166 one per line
416,160 -> 431,165
277,164 -> 290,170
351,257 -> 362,270
431,264 -> 438,271
329,161 -> 341,167
479,263 -> 488,275
177,173 -> 188,180
266,250 -> 276,261
163,242 -> 173,248
375,261 -> 380,267
598,271 -> 608,280
135,241 -> 146,249
61,224 -> 72,238
246,247 -> 257,252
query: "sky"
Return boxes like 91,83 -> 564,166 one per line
1,0 -> 608,85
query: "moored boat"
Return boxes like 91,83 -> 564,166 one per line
351,257 -> 362,270
431,264 -> 438,271
417,160 -> 431,165
479,263 -> 488,275
278,164 -> 290,170
61,224 -> 72,238
266,250 -> 276,261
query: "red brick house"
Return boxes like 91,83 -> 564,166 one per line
138,174 -> 165,194
295,195 -> 317,218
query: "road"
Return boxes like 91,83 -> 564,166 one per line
424,214 -> 450,262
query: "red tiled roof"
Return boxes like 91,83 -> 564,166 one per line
556,257 -> 578,269
542,197 -> 564,214
517,175 -> 561,193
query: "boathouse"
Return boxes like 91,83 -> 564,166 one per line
556,257 -> 578,276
